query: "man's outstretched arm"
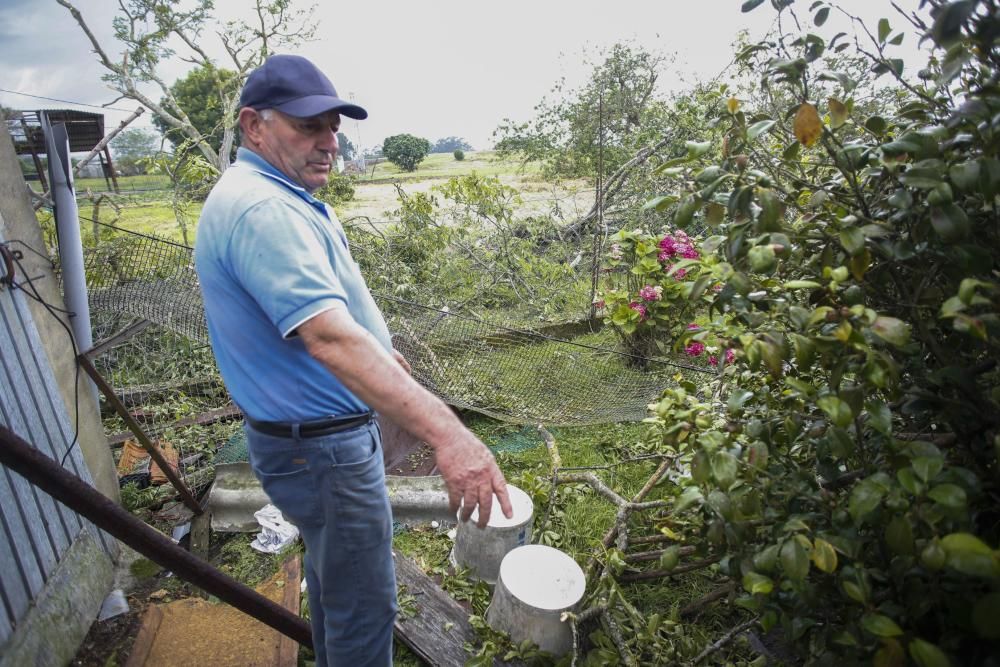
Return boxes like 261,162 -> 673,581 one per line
297,307 -> 512,527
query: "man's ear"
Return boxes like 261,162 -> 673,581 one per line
238,107 -> 263,144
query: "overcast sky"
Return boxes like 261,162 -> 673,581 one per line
0,0 -> 921,153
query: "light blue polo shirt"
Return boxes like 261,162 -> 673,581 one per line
195,147 -> 392,422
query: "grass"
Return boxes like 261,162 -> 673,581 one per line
363,150 -> 541,183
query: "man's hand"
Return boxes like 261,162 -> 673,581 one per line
434,431 -> 512,528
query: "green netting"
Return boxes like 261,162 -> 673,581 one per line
215,429 -> 249,465
489,426 -> 546,454
83,225 -> 713,429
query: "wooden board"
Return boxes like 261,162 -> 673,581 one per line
393,554 -> 523,667
274,556 -> 301,667
394,554 -> 475,666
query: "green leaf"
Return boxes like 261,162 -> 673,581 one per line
866,400 -> 892,435
711,451 -> 739,490
659,545 -> 681,572
871,316 -> 911,347
862,613 -> 903,637
811,538 -> 838,573
842,579 -> 867,603
949,160 -> 980,191
643,195 -> 677,211
928,483 -> 966,509
781,538 -> 810,581
930,204 -> 971,243
674,486 -> 704,513
747,119 -> 776,140
885,515 -> 915,555
865,116 -> 887,135
899,167 -> 942,189
849,479 -> 884,522
878,18 -> 892,43
818,395 -> 854,428
897,468 -> 924,495
741,0 -> 766,11
753,544 -> 780,573
728,388 -> 754,415
930,0 -> 974,47
941,533 -> 1000,578
748,245 -> 777,273
674,195 -> 699,229
908,638 -> 951,667
784,280 -> 821,289
743,571 -> 774,595
840,227 -> 865,256
686,140 -> 712,158
814,7 -> 830,26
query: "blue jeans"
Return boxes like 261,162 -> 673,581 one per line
245,420 -> 397,666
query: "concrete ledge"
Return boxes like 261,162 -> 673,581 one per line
0,529 -> 114,667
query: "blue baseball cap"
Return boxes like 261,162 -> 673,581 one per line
240,54 -> 367,120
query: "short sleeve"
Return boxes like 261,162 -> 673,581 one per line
226,198 -> 347,337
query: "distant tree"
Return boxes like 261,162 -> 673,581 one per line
110,128 -> 160,175
57,0 -> 317,172
431,136 -> 472,153
336,132 -> 355,161
494,42 -> 671,178
383,134 -> 430,171
152,64 -> 238,155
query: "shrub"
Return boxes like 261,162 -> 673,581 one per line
453,149 -> 465,161
383,133 -> 431,172
313,171 -> 356,206
604,1 -> 1000,663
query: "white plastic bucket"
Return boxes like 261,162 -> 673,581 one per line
486,544 -> 586,656
450,484 -> 533,584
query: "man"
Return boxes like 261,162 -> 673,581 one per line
194,54 -> 511,666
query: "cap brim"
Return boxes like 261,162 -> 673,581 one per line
275,95 -> 368,120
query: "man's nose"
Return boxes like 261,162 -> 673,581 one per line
319,126 -> 338,155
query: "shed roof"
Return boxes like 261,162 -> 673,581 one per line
6,109 -> 107,155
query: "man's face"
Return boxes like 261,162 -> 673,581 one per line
254,109 -> 341,192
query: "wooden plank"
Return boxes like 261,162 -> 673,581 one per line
275,555 -> 302,667
124,604 -> 164,667
107,404 -> 242,447
393,554 -> 523,667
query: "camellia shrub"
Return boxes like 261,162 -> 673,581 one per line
454,148 -> 465,161
604,1 -> 1000,664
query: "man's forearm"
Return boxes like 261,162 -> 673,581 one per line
297,309 -> 465,447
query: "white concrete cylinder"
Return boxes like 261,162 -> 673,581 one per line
486,544 -> 586,657
451,484 -> 533,584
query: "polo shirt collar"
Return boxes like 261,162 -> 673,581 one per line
235,147 -> 328,215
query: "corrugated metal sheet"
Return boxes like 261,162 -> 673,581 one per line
0,229 -> 113,645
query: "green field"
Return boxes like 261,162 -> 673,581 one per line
57,150 -> 588,243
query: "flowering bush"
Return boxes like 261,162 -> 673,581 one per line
599,228 -> 737,366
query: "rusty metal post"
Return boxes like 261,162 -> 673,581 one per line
0,424 -> 313,648
77,353 -> 202,514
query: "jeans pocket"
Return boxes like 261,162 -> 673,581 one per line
251,452 -> 323,528
327,429 -> 392,551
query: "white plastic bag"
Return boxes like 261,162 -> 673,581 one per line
250,503 -> 299,553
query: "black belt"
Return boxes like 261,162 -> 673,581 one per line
245,411 -> 373,438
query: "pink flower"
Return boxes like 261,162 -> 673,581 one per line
593,298 -> 606,310
629,302 -> 647,320
658,235 -> 677,254
680,246 -> 700,259
673,268 -> 688,279
687,323 -> 700,330
726,348 -> 735,364
709,355 -> 719,366
685,341 -> 705,357
609,243 -> 623,260
639,285 -> 663,302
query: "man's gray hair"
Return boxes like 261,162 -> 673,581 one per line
239,107 -> 274,145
